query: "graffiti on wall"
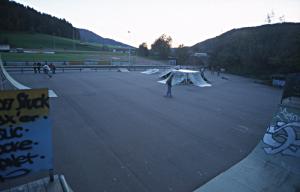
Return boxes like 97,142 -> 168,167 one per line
0,89 -> 52,182
263,106 -> 300,157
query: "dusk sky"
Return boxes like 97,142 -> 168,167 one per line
14,0 -> 300,47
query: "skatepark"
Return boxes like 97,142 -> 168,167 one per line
1,0 -> 299,191
1,65 -> 291,192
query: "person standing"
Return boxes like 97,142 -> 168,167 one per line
37,62 -> 41,73
165,74 -> 174,98
50,63 -> 56,74
33,63 -> 37,74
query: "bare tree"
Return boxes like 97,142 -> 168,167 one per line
265,10 -> 275,24
279,15 -> 285,23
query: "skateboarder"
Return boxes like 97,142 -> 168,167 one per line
165,74 -> 174,98
43,64 -> 52,78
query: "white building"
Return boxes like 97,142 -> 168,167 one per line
0,44 -> 10,52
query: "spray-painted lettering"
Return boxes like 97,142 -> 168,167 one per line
0,98 -> 14,111
0,168 -> 31,182
0,140 -> 33,155
16,93 -> 49,110
0,126 -> 24,140
0,115 -> 15,126
0,113 -> 39,126
0,153 -> 39,171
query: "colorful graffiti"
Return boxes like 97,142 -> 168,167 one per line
263,106 -> 300,157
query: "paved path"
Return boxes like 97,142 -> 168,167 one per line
1,71 -> 281,192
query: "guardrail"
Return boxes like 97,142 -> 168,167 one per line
0,57 -> 58,97
4,65 -> 172,73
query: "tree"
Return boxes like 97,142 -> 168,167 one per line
151,34 -> 172,59
192,23 -> 300,77
265,11 -> 275,24
137,42 -> 149,57
175,44 -> 189,65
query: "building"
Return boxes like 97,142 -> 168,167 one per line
0,44 -> 10,52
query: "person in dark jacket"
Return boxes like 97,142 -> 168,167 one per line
165,74 -> 174,97
33,63 -> 37,74
37,62 -> 41,73
49,63 -> 56,74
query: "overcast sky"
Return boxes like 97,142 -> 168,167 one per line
14,0 -> 300,47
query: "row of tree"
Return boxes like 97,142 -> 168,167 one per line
137,34 -> 173,59
137,34 -> 191,66
193,23 -> 300,77
0,0 -> 80,39
139,23 -> 300,77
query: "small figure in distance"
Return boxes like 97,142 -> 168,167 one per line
51,63 -> 56,74
33,62 -> 37,74
37,62 -> 41,73
49,63 -> 55,74
165,74 -> 174,98
43,64 -> 52,78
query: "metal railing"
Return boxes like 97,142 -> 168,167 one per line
4,65 -> 172,73
0,57 -> 58,97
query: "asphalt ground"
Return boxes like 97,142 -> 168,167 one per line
1,70 -> 281,192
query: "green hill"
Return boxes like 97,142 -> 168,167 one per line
0,31 -> 109,51
0,32 -> 130,62
0,1 -> 129,48
192,23 -> 300,77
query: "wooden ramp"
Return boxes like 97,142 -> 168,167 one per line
1,175 -> 73,192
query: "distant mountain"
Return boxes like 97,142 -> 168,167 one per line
191,23 -> 300,77
78,29 -> 130,48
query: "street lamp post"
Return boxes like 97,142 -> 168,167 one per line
128,31 -> 131,65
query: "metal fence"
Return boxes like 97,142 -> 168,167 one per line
4,65 -> 173,73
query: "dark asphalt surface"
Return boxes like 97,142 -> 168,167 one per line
1,71 -> 281,192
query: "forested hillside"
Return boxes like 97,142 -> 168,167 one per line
0,0 -> 79,39
192,23 -> 300,77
